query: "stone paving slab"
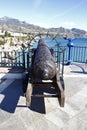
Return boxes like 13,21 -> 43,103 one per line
0,73 -> 26,79
62,117 -> 87,130
0,63 -> 87,130
0,67 -> 25,73
0,79 -> 15,93
0,67 -> 27,79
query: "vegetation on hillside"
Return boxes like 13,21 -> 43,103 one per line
0,16 -> 87,38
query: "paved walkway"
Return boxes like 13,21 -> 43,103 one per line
0,64 -> 87,130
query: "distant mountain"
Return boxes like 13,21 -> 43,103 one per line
47,27 -> 87,37
0,16 -> 87,37
0,16 -> 46,33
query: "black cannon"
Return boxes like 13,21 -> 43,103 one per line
24,39 -> 65,108
33,39 -> 56,80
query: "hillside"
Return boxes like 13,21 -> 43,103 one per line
0,16 -> 87,37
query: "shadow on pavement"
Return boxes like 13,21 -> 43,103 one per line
71,71 -> 87,74
29,87 -> 57,114
71,63 -> 87,74
0,72 -> 58,114
0,80 -> 24,113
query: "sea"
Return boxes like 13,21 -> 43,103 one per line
0,38 -> 87,66
32,38 -> 87,63
33,38 -> 87,48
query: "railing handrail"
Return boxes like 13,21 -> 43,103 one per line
0,45 -> 87,76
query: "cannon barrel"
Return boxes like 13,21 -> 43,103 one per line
33,39 -> 56,80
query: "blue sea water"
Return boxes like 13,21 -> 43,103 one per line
33,38 -> 87,48
32,38 -> 87,63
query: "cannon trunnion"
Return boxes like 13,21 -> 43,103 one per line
24,39 -> 65,109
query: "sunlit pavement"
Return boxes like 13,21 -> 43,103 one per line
0,63 -> 87,130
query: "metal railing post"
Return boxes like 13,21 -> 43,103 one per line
22,49 -> 25,69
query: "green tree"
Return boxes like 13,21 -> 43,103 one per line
0,40 -> 4,45
10,37 -> 14,46
4,31 -> 8,37
4,31 -> 11,37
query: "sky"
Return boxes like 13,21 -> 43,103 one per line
0,0 -> 87,30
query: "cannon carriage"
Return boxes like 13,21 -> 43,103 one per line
24,39 -> 65,107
